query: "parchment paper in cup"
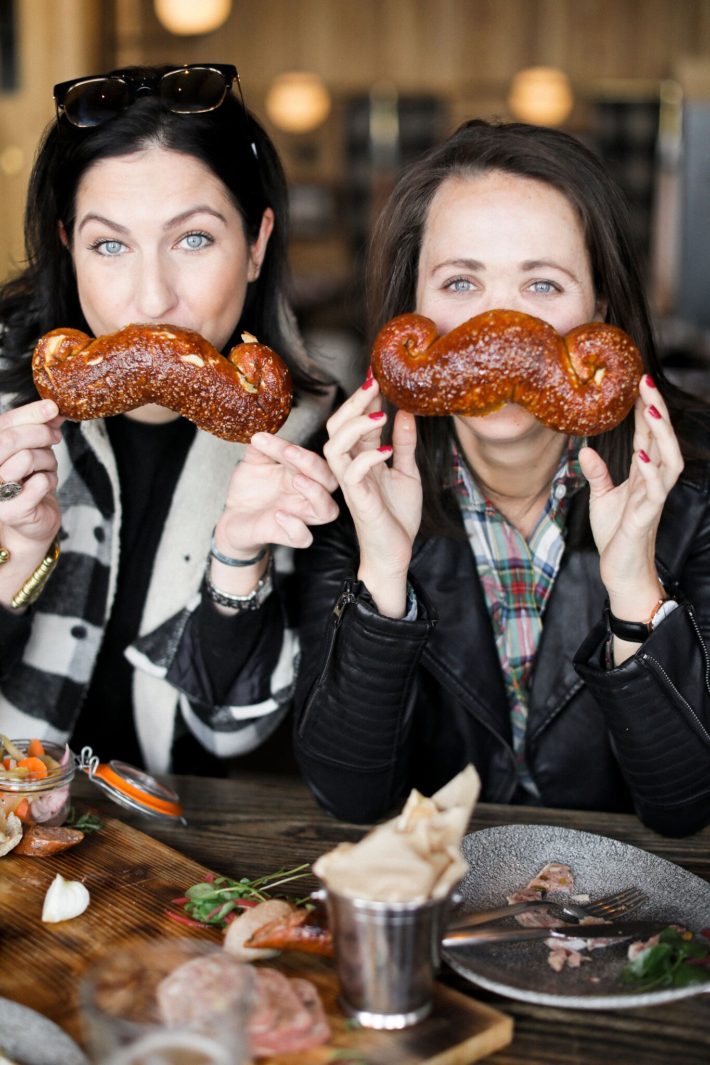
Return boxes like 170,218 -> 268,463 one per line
313,764 -> 480,902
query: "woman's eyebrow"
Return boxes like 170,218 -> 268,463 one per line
77,213 -> 128,234
163,206 -> 228,230
520,259 -> 579,280
432,258 -> 486,271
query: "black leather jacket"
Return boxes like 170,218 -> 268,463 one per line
293,466 -> 710,836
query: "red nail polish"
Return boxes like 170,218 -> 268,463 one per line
645,375 -> 656,388
368,411 -> 385,420
648,405 -> 661,419
362,367 -> 374,390
378,445 -> 393,454
639,449 -> 650,463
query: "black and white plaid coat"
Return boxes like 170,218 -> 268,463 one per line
0,387 -> 334,773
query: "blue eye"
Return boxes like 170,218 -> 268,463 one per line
446,277 -> 474,293
93,239 -> 125,256
530,280 -> 559,295
180,232 -> 212,251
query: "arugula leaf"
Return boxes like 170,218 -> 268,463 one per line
621,927 -> 710,991
175,864 -> 311,929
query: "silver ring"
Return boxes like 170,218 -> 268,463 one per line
0,480 -> 23,501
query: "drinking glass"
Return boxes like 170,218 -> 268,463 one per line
80,938 -> 253,1065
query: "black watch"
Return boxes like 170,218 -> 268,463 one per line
605,598 -> 678,642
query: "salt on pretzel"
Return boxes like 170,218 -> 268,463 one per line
371,309 -> 644,435
32,323 -> 293,442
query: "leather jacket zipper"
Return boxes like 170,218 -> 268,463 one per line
641,604 -> 710,745
687,604 -> 710,697
297,580 -> 359,734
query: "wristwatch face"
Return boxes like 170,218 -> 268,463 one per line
650,599 -> 678,630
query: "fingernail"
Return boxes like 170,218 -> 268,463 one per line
639,449 -> 650,463
645,375 -> 656,388
648,405 -> 662,419
378,445 -> 393,454
362,367 -> 374,390
368,411 -> 385,420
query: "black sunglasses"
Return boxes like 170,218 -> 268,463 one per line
53,63 -> 244,128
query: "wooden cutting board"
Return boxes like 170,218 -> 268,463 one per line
0,814 -> 513,1064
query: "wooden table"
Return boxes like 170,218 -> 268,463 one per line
72,772 -> 710,1065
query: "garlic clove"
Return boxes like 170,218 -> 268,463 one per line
0,810 -> 22,856
41,872 -> 90,923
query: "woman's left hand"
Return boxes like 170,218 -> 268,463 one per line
217,433 -> 339,554
579,375 -> 684,616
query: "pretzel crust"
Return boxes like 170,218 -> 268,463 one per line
371,309 -> 644,435
32,323 -> 293,442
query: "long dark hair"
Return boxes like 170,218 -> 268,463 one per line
0,66 -> 327,404
367,118 -> 707,539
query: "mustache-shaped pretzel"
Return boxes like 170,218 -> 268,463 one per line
371,309 -> 644,435
32,323 -> 293,442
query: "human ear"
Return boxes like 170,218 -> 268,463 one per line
247,207 -> 275,281
58,220 -> 70,248
593,294 -> 608,322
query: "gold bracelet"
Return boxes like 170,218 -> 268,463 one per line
11,539 -> 61,609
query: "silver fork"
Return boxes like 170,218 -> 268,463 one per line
448,887 -> 648,929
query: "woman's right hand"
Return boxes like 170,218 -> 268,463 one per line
0,400 -> 63,550
323,374 -> 422,617
0,400 -> 64,608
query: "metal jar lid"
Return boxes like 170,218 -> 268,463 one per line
76,747 -> 186,824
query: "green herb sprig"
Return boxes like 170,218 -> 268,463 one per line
65,806 -> 104,833
177,863 -> 311,929
621,927 -> 710,991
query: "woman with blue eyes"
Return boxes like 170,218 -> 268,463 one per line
0,65 -> 338,775
291,118 -> 710,835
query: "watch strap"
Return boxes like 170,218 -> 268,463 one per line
606,597 -> 675,642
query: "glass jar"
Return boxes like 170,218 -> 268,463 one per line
0,738 -> 75,826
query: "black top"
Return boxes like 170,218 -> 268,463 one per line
72,414 -> 196,765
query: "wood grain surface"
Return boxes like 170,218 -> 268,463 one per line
0,812 -> 512,1065
65,773 -> 710,1065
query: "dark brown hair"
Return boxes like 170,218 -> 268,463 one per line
0,67 -> 327,404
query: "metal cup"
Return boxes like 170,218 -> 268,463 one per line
318,886 -> 453,1030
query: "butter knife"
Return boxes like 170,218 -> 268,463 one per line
442,920 -> 664,948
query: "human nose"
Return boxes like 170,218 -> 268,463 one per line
133,252 -> 179,321
478,285 -> 523,315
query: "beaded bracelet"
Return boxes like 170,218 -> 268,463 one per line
204,557 -> 274,613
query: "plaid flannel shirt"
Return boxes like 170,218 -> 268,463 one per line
452,439 -> 585,795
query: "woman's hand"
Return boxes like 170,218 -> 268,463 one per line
209,435 -> 340,603
0,400 -> 64,549
0,399 -> 64,608
214,432 -> 338,556
579,375 -> 684,654
323,374 -> 422,617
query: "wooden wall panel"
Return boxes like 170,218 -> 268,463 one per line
114,0 -> 710,96
1,0 -> 709,282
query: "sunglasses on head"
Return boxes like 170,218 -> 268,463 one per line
53,63 -> 244,128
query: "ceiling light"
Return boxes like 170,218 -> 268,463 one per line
265,71 -> 331,134
154,0 -> 232,36
508,66 -> 574,126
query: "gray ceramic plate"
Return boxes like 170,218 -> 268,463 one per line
0,997 -> 88,1065
442,824 -> 710,1009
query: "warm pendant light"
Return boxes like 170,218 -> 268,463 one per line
154,0 -> 232,36
265,71 -> 332,134
508,66 -> 574,126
